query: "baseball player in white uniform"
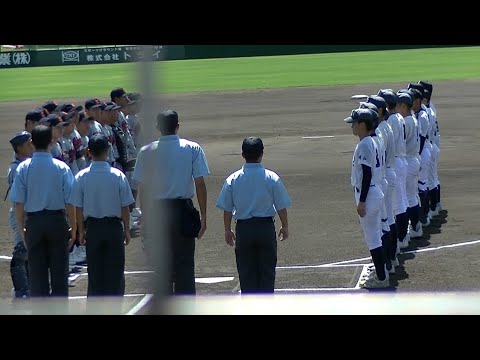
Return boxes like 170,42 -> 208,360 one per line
362,96 -> 399,271
381,90 -> 409,252
397,90 -> 422,240
344,108 -> 389,289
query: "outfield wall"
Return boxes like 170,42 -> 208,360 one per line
0,45 -> 460,69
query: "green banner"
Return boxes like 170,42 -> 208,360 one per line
0,46 -> 185,69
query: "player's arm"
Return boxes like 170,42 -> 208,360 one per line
358,164 -> 372,217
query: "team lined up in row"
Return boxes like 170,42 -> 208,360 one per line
7,88 -> 143,298
345,80 -> 442,289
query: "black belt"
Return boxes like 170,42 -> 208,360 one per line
86,216 -> 121,223
27,209 -> 65,217
355,185 -> 375,193
237,217 -> 274,224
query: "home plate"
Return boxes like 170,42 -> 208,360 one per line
195,277 -> 235,284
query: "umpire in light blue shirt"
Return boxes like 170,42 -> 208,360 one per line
9,125 -> 76,298
132,109 -> 210,295
69,134 -> 135,297
216,137 -> 292,294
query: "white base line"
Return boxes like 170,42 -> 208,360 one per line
278,263 -> 369,270
302,136 -> 335,139
68,293 -> 146,300
275,287 -> 357,292
354,265 -> 369,289
126,294 -> 154,315
0,255 -> 12,260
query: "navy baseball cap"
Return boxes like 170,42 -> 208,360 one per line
360,101 -> 379,114
397,92 -> 413,106
127,92 -> 141,102
377,89 -> 398,105
78,112 -> 95,123
242,137 -> 264,154
10,131 -> 31,149
418,81 -> 433,97
41,101 -> 58,113
408,83 -> 425,98
55,103 -> 83,113
26,107 -> 48,122
85,98 -> 103,110
110,87 -> 127,100
39,113 -> 68,127
366,95 -> 387,110
104,101 -> 121,111
344,108 -> 376,124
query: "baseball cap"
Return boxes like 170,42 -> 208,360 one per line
242,137 -> 264,154
418,81 -> 433,97
10,131 -> 31,149
359,101 -> 379,114
26,107 -> 48,122
104,101 -> 121,111
39,113 -> 68,127
85,98 -> 103,110
366,95 -> 387,110
127,92 -> 142,102
377,89 -> 398,105
157,109 -> 179,127
41,100 -> 58,113
78,112 -> 95,123
55,103 -> 83,113
344,108 -> 376,124
406,88 -> 423,100
110,87 -> 127,100
397,92 -> 413,107
408,83 -> 425,98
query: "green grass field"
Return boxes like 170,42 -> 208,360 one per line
1,46 -> 480,102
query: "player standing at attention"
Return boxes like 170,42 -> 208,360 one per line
344,108 -> 388,289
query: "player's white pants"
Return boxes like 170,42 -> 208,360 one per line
385,167 -> 397,226
355,185 -> 384,251
418,145 -> 431,192
428,142 -> 440,189
380,178 -> 390,233
392,156 -> 408,216
406,156 -> 420,208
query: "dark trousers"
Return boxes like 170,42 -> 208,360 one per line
145,199 -> 196,295
25,212 -> 69,297
235,217 -> 277,294
85,217 -> 125,297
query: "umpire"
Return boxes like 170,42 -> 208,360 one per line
216,137 -> 292,294
9,125 -> 76,297
69,134 -> 134,297
132,110 -> 210,295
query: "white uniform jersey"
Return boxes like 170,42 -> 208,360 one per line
416,107 -> 430,138
88,120 -> 103,138
386,112 -> 406,158
117,111 -> 136,161
51,141 -> 63,161
404,115 -> 420,157
351,136 -> 381,189
426,105 -> 439,147
59,136 -> 79,175
372,130 -> 386,182
377,120 -> 395,168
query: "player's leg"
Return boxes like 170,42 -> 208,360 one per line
385,168 -> 399,267
9,208 -> 30,298
406,157 -> 422,238
396,158 -> 410,249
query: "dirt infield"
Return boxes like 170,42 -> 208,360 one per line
0,80 -> 479,312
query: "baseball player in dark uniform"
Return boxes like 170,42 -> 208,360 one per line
7,131 -> 34,299
216,137 -> 292,294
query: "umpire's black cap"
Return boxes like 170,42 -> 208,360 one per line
344,108 -> 376,124
10,131 -> 31,149
242,137 -> 264,154
41,100 -> 58,113
26,107 -> 48,122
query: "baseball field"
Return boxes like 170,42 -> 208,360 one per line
0,46 -> 479,314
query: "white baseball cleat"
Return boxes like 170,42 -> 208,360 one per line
362,274 -> 390,289
399,235 -> 410,249
409,223 -> 423,239
391,257 -> 400,268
